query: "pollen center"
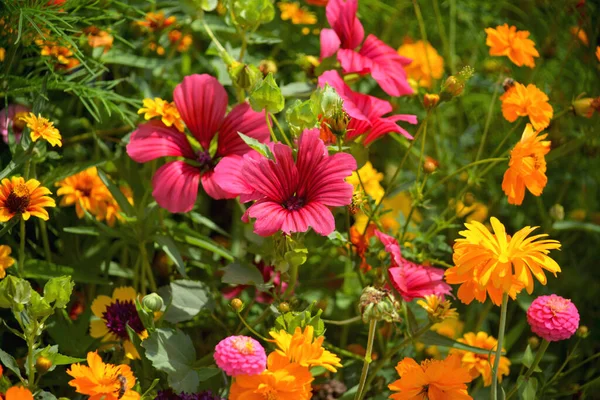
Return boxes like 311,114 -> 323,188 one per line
6,184 -> 31,214
282,195 -> 305,211
232,337 -> 255,355
546,297 -> 569,314
102,299 -> 145,339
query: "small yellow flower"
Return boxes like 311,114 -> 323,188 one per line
19,113 -> 62,147
0,177 -> 56,222
417,294 -> 458,323
138,98 -> 185,132
347,162 -> 385,203
278,2 -> 317,25
455,200 -> 489,223
0,245 -> 15,279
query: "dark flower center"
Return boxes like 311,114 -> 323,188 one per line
197,150 -> 214,172
282,195 -> 305,211
6,184 -> 30,214
102,299 -> 145,339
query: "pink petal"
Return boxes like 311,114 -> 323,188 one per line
173,74 -> 227,149
246,200 -> 289,237
127,121 -> 194,163
244,143 -> 298,203
201,170 -> 236,200
152,161 -> 200,213
360,35 -> 413,97
217,103 -> 270,157
326,0 -> 364,50
338,49 -> 373,75
213,155 -> 254,198
294,202 -> 336,236
374,229 -> 403,267
346,118 -> 371,140
362,116 -> 415,145
320,28 -> 342,60
318,70 -> 371,121
1,104 -> 29,143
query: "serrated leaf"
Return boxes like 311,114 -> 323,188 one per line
154,235 -> 188,278
160,280 -> 214,324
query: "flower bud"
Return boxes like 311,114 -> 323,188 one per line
527,336 -> 540,349
572,97 -> 600,118
323,103 -> 349,138
259,59 -> 278,77
423,93 -> 440,110
441,66 -> 474,99
142,293 -> 164,312
229,61 -> 262,91
463,192 -> 476,207
231,298 -> 244,312
423,156 -> 439,174
278,302 -> 290,313
36,356 -> 53,374
359,286 -> 401,323
577,325 -> 589,338
549,204 -> 565,221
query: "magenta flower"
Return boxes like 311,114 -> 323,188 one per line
214,335 -> 267,376
318,70 -> 417,145
527,294 -> 580,342
126,74 -> 269,213
216,129 -> 356,236
320,0 -> 413,97
222,262 -> 290,303
375,229 -> 452,302
1,104 -> 31,144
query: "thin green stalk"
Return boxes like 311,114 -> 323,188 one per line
560,352 -> 600,378
266,112 -> 277,142
449,0 -> 457,74
236,310 -> 269,341
491,293 -> 509,400
26,333 -> 37,390
322,316 -> 362,325
18,218 -> 26,277
542,338 -> 581,391
270,113 -> 292,146
355,319 -> 377,400
39,219 -> 51,262
506,339 -> 550,399
432,0 -> 450,68
202,20 -> 234,65
139,243 -> 157,294
238,29 -> 248,61
476,76 -> 503,162
412,0 -> 433,85
283,261 -> 298,299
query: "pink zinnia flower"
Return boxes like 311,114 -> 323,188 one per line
1,104 -> 31,144
318,70 -> 417,145
222,262 -> 290,303
375,229 -> 452,302
126,74 -> 269,213
527,294 -> 580,342
214,335 -> 267,376
320,0 -> 413,97
216,129 -> 356,236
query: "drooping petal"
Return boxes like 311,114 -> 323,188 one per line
326,0 -> 364,50
173,74 -> 227,149
217,103 -> 270,157
201,170 -> 236,200
320,28 -> 342,59
246,200 -> 289,236
127,121 -> 194,163
152,161 -> 200,213
362,115 -> 416,145
338,48 -> 373,75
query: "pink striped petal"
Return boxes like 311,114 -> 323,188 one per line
201,170 -> 236,200
326,0 -> 364,49
246,200 -> 288,236
127,121 -> 194,163
374,230 -> 403,267
283,202 -> 336,236
338,49 -> 373,75
218,103 -> 270,157
320,28 -> 342,60
245,143 -> 298,203
362,116 -> 416,145
152,161 -> 200,213
173,74 -> 227,149
360,35 -> 413,97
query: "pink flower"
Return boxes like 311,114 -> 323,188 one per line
217,129 -> 356,236
222,262 -> 290,303
1,104 -> 31,144
375,229 -> 452,302
318,70 -> 417,145
126,74 -> 269,213
320,0 -> 413,97
527,294 -> 580,342
214,335 -> 267,376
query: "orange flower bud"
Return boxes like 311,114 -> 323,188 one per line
423,93 -> 440,110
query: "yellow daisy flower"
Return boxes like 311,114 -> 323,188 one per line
0,177 -> 56,222
19,113 -> 62,147
0,245 -> 15,278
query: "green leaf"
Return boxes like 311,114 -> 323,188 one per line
521,345 -> 542,372
284,247 -> 308,270
286,99 -> 318,136
35,391 -> 57,400
232,0 -> 274,30
43,276 -> 75,308
142,328 -> 199,393
552,220 -> 600,234
200,0 -> 218,11
237,131 -> 275,160
154,235 -> 188,278
62,226 -> 101,236
310,84 -> 342,119
160,280 -> 214,324
221,261 -> 272,292
178,232 -> 234,261
0,150 -> 28,181
36,345 -> 85,372
24,259 -> 109,285
420,331 -> 505,355
0,348 -> 23,379
188,212 -> 229,236
97,169 -> 135,217
30,291 -> 53,318
517,376 -> 538,400
249,73 -> 285,114
101,51 -> 167,69
196,367 -> 221,381
0,275 -> 32,308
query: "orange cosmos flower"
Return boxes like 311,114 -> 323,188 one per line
485,24 -> 539,68
0,177 -> 56,222
500,82 -> 553,130
278,2 -> 317,25
138,98 -> 185,132
135,11 -> 176,32
502,123 -> 551,205
19,113 -> 62,147
445,217 -> 561,306
451,331 -> 511,387
398,40 -> 444,88
388,354 -> 473,399
0,245 -> 15,279
5,386 -> 34,400
56,167 -> 108,218
230,352 -> 313,400
67,351 -> 140,400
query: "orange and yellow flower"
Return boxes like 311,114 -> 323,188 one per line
230,352 -> 313,400
398,40 -> 444,88
570,26 -> 588,46
85,27 -> 113,52
0,177 -> 56,222
388,354 -> 473,399
168,30 -> 193,52
445,217 -> 561,305
279,2 -> 317,25
502,123 -> 551,205
596,46 -> 600,62
67,351 -> 140,400
5,386 -> 34,400
90,287 -> 148,359
417,294 -> 458,323
452,331 -> 511,386
500,82 -> 553,131
485,24 -> 539,68
135,11 -> 176,32
269,325 -> 342,372
19,113 -> 62,147
0,245 -> 15,279
36,39 -> 80,70
138,98 -> 185,132
56,167 -> 108,219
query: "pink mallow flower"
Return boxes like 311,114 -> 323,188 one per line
214,335 -> 267,376
222,262 -> 290,303
126,74 -> 269,213
527,294 -> 580,342
216,129 -> 356,237
320,0 -> 413,97
318,70 -> 417,145
375,229 -> 452,302
1,104 -> 31,144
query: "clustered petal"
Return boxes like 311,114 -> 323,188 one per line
500,82 -> 553,130
214,335 -> 267,377
527,294 -> 580,342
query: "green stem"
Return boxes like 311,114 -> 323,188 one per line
266,112 -> 277,143
39,219 -> 51,262
424,158 -> 508,197
26,332 -> 37,390
139,242 -> 157,294
238,29 -> 248,61
355,319 -> 377,400
432,0 -> 450,71
541,338 -> 581,391
491,293 -> 509,400
236,310 -> 269,341
202,20 -> 234,65
506,339 -> 549,399
322,316 -> 362,325
283,260 -> 298,299
476,76 -> 503,162
411,0 -> 433,86
270,113 -> 292,146
18,217 -> 26,277
449,0 -> 457,74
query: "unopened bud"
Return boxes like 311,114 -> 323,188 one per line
359,286 -> 401,323
423,156 -> 439,174
549,204 -> 565,221
423,93 -> 440,110
572,97 -> 600,118
231,298 -> 244,312
36,356 -> 53,374
142,293 -> 164,312
502,78 -> 515,92
278,302 -> 290,313
528,336 -> 540,349
259,59 -> 278,77
463,193 -> 476,207
229,62 -> 262,91
442,66 -> 474,99
577,325 -> 589,338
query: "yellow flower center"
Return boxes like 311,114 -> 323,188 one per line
232,337 -> 255,355
546,297 -> 569,314
7,183 -> 30,214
